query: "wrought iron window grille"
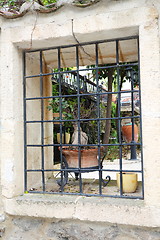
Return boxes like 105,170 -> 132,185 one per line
23,36 -> 144,199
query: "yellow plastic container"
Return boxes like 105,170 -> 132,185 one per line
57,133 -> 70,144
116,172 -> 138,193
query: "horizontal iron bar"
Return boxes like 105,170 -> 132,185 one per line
51,64 -> 138,75
26,190 -> 143,200
24,62 -> 138,78
26,142 -> 141,147
25,116 -> 140,124
24,35 -> 139,53
25,89 -> 139,101
26,169 -> 142,173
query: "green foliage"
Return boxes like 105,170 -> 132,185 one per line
5,0 -> 17,6
0,0 -> 21,9
0,0 -> 58,9
48,97 -> 76,132
107,146 -> 119,161
48,79 -> 96,134
48,83 -> 77,120
41,0 -> 57,4
111,102 -> 116,130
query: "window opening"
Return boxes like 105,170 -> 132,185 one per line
23,36 -> 144,199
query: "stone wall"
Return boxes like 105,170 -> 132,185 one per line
2,216 -> 160,240
0,0 -> 160,238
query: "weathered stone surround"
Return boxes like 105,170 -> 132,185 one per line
0,0 -> 160,238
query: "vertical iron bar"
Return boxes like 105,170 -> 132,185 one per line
116,40 -> 123,196
58,47 -> 64,192
23,51 -> 27,192
40,50 -> 45,192
130,69 -> 137,160
137,37 -> 144,199
95,43 -> 102,195
76,45 -> 82,193
131,69 -> 135,139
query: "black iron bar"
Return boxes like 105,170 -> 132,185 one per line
137,37 -> 144,199
25,89 -> 139,101
58,47 -> 65,192
23,51 -> 28,192
25,63 -> 138,79
25,35 -> 139,53
26,190 -> 143,200
26,168 -> 142,173
130,68 -> 137,160
116,40 -> 123,196
25,115 -> 140,124
40,50 -> 45,192
26,142 -> 141,147
76,45 -> 83,194
95,43 -> 102,195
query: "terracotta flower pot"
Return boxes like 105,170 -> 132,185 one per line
116,172 -> 138,193
61,147 -> 103,168
122,123 -> 138,143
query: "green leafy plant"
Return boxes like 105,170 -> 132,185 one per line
47,81 -> 96,134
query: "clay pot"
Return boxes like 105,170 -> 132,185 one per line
116,172 -> 138,193
122,123 -> 138,143
57,133 -> 70,144
61,147 -> 103,168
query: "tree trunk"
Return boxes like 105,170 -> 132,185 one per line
103,69 -> 113,153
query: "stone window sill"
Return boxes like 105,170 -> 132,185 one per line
4,193 -> 159,227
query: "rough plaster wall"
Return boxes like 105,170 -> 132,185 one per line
7,0 -> 144,50
0,0 -> 160,237
0,29 -> 24,235
0,25 -> 24,198
0,31 -> 5,236
2,216 -> 160,240
0,32 -> 2,214
139,4 -> 160,206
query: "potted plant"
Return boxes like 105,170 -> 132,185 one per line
59,98 -> 103,169
48,73 -> 113,186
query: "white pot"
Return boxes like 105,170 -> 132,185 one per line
116,172 -> 138,193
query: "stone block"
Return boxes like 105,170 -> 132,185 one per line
12,217 -> 42,232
